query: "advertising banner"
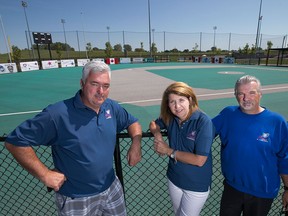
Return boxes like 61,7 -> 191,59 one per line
224,57 -> 235,64
120,58 -> 131,64
77,59 -> 90,66
60,59 -> 75,67
0,63 -> 18,74
92,58 -> 105,62
201,57 -> 211,63
132,58 -> 143,63
20,61 -> 39,72
105,58 -> 115,65
42,60 -> 59,69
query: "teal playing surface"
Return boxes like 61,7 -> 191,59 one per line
1,62 -> 288,135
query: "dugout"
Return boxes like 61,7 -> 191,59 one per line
266,48 -> 288,66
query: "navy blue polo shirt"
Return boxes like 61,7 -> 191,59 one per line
6,91 -> 138,198
156,110 -> 213,192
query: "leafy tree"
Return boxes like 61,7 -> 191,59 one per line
237,43 -> 257,55
113,44 -> 122,52
243,43 -> 250,54
171,48 -> 179,53
192,43 -> 199,52
134,48 -> 143,52
211,46 -> 217,52
33,44 -> 47,49
135,42 -> 145,55
237,47 -> 243,54
86,42 -> 92,56
55,43 -> 62,59
267,41 -> 273,50
124,44 -> 132,52
12,46 -> 21,62
251,44 -> 256,54
45,42 -> 74,51
105,42 -> 113,58
151,42 -> 157,54
215,48 -> 222,54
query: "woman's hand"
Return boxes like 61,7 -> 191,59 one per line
154,139 -> 171,156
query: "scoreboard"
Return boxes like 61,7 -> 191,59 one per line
32,32 -> 52,44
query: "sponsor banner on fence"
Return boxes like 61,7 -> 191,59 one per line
120,58 -> 131,64
20,61 -> 39,72
224,57 -> 235,64
106,58 -> 115,65
92,58 -> 105,62
201,57 -> 211,63
42,60 -> 59,69
194,57 -> 200,63
0,63 -> 18,74
60,59 -> 75,67
132,58 -> 143,63
77,59 -> 90,66
144,57 -> 154,63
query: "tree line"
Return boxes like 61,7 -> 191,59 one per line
8,40 -> 274,63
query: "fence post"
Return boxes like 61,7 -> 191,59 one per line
114,136 -> 125,190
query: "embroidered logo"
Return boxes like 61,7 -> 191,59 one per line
105,110 -> 112,119
187,131 -> 196,141
257,133 -> 269,142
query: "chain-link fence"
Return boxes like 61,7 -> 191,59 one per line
27,30 -> 288,53
0,133 -> 284,216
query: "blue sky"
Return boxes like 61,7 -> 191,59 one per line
0,0 -> 288,53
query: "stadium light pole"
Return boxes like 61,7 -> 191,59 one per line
122,30 -> 126,56
148,0 -> 152,57
21,1 -> 35,60
80,12 -> 89,59
152,28 -> 155,44
107,26 -> 110,43
0,15 -> 12,63
61,19 -> 68,58
255,0 -> 263,54
163,31 -> 166,52
213,26 -> 217,48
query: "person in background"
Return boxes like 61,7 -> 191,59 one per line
5,61 -> 142,216
212,75 -> 288,216
149,82 -> 214,216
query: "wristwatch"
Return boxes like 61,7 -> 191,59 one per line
170,150 -> 177,164
170,150 -> 176,159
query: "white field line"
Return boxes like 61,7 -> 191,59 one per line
1,86 -> 287,117
119,86 -> 288,104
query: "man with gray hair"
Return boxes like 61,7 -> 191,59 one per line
5,61 -> 142,215
213,75 -> 288,216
